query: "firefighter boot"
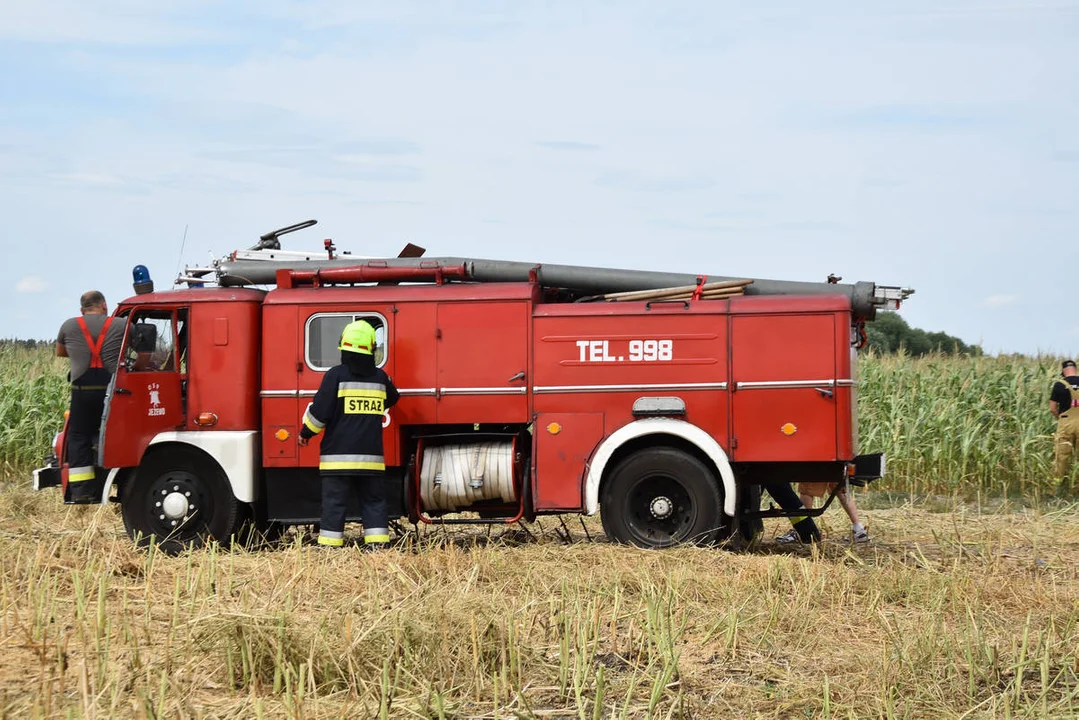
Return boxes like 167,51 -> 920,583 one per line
65,463 -> 105,504
776,517 -> 822,545
795,517 -> 821,543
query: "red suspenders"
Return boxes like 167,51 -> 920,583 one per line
75,316 -> 114,369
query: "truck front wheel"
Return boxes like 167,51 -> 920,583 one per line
600,447 -> 723,548
121,448 -> 239,554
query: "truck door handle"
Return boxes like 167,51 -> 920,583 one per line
508,371 -> 525,382
815,387 -> 833,398
115,388 -> 132,395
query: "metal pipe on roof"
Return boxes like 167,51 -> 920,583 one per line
216,255 -> 910,320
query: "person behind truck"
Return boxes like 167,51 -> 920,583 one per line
1049,359 -> 1079,497
780,482 -> 869,544
298,320 -> 400,549
55,290 -> 126,503
764,483 -> 822,545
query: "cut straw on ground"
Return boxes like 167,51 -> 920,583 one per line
0,486 -> 1077,718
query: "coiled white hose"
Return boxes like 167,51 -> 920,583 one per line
419,441 -> 518,512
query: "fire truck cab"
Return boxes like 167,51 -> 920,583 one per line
34,235 -> 901,552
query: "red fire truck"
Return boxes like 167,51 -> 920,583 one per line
33,221 -> 912,551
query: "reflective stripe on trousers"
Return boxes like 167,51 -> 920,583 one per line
364,527 -> 390,544
318,529 -> 344,547
69,466 -> 96,483
319,454 -> 385,472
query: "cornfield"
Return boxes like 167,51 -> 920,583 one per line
0,344 -> 1064,496
857,352 -> 1060,497
0,345 -> 69,473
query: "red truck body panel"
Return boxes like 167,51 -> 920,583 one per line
97,281 -> 859,519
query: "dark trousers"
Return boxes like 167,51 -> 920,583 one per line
763,482 -> 821,542
320,471 -> 389,545
66,369 -> 110,501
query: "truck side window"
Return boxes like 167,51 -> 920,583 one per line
305,313 -> 387,370
125,314 -> 176,372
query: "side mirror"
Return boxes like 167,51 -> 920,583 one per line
131,322 -> 158,353
122,322 -> 159,372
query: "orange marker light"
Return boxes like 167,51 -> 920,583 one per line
275,428 -> 290,441
780,423 -> 797,436
547,422 -> 562,435
195,412 -> 219,427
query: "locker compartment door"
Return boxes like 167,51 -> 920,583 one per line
532,412 -> 604,511
436,302 -> 529,424
730,314 -> 837,462
262,304 -> 299,465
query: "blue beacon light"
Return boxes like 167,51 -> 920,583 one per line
132,265 -> 154,295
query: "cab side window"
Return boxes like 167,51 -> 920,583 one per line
124,313 -> 176,372
175,310 -> 188,374
306,313 -> 387,370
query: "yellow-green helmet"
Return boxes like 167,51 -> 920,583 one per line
339,320 -> 376,355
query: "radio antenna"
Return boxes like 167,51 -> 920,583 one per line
173,224 -> 189,287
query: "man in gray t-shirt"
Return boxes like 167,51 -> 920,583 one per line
56,313 -> 126,381
55,290 -> 126,503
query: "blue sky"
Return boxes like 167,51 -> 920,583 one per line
1,0 -> 1077,355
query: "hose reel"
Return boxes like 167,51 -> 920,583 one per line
412,432 -> 529,519
419,440 -> 519,512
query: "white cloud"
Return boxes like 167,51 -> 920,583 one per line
15,276 -> 49,294
981,294 -> 1020,308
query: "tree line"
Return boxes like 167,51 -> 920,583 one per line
864,312 -> 981,356
0,339 -> 53,350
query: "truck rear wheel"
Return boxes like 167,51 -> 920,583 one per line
121,448 -> 239,554
600,447 -> 723,548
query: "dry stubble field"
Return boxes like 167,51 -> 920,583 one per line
0,485 -> 1077,719
1,347 -> 1079,718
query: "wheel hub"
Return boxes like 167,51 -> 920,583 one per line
622,472 -> 698,547
649,495 -> 673,519
149,477 -> 201,531
161,490 -> 190,520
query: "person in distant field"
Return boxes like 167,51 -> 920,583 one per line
1049,359 -> 1079,497
781,481 -> 869,544
764,483 -> 822,545
298,320 -> 400,549
55,290 -> 126,503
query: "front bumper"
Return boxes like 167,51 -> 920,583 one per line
32,465 -> 62,490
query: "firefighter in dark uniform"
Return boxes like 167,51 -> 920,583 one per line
298,320 -> 400,548
1049,359 -> 1079,496
55,290 -> 125,503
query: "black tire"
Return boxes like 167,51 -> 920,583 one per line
599,447 -> 724,548
121,448 -> 240,554
720,484 -> 763,550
